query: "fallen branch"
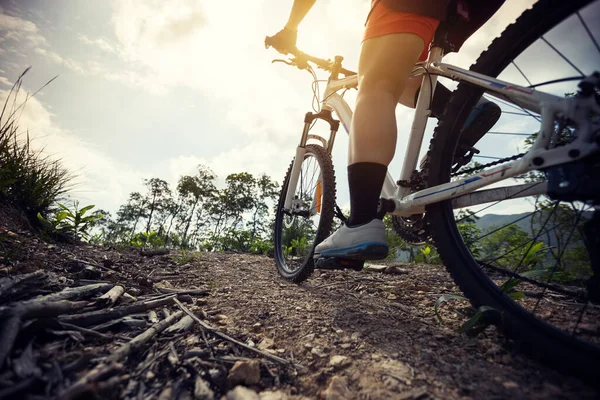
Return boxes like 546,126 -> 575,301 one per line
0,315 -> 20,368
0,376 -> 37,400
108,311 -> 184,362
59,362 -> 124,400
173,298 -> 299,368
140,249 -> 170,257
0,299 -> 89,319
0,271 -> 46,303
165,315 -> 194,334
95,285 -> 125,307
155,287 -> 208,296
33,283 -> 113,302
58,322 -> 113,340
60,295 -> 178,327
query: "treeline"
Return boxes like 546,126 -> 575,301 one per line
92,166 -> 279,254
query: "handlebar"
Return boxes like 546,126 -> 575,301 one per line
264,35 -> 356,78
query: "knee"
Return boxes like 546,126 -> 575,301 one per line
359,74 -> 401,96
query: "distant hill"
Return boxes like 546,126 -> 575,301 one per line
475,213 -> 532,233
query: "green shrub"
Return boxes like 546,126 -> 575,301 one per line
0,69 -> 69,224
37,201 -> 102,240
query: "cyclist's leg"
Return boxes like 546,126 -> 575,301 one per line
315,10 -> 440,260
315,33 -> 426,260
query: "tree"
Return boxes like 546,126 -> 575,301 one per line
116,192 -> 147,240
142,178 -> 171,234
178,165 -> 217,247
248,174 -> 278,243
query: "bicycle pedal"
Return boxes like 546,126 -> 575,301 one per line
315,257 -> 364,271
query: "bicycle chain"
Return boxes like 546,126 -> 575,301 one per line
450,152 -> 527,177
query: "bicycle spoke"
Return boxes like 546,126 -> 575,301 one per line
576,11 -> 600,55
541,36 -> 585,76
529,76 -> 587,88
532,205 -> 584,313
511,60 -> 534,87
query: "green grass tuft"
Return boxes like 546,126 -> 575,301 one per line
0,68 -> 71,225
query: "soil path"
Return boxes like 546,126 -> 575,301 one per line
1,219 -> 598,400
189,252 -> 597,399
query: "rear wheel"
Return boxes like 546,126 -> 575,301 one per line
274,144 -> 336,282
426,0 -> 600,382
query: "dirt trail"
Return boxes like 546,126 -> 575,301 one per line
0,217 -> 598,399
192,252 -> 597,399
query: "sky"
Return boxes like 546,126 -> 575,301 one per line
0,0 -> 598,216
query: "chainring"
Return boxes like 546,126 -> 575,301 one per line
392,214 -> 431,244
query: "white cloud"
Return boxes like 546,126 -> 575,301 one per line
0,87 -> 145,212
0,76 -> 11,86
0,12 -> 46,47
34,48 -> 86,74
168,140 -> 291,189
78,34 -> 117,54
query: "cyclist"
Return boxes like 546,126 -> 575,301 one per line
268,0 -> 504,262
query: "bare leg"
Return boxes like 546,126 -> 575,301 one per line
314,33 -> 427,258
349,33 -> 425,166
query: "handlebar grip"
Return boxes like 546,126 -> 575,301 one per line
264,35 -> 274,49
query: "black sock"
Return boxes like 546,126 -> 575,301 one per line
346,162 -> 387,227
414,82 -> 452,119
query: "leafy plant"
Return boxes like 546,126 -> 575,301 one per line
434,294 -> 500,336
37,201 -> 103,240
130,231 -> 164,248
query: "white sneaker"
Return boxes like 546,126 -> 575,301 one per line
314,219 -> 388,260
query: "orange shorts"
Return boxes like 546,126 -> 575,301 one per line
363,2 -> 440,61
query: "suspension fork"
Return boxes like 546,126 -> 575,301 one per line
283,109 -> 340,211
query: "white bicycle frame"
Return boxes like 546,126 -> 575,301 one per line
283,46 -> 600,217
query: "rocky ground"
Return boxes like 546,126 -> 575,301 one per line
0,213 -> 598,399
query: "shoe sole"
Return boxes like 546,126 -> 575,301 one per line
315,242 -> 389,261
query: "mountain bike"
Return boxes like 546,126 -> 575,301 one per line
266,0 -> 600,383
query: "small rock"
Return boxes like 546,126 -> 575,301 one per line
80,266 -> 102,279
259,390 -> 288,400
335,329 -> 343,335
310,347 -> 327,358
378,359 -> 413,385
503,381 -> 519,389
396,387 -> 429,400
252,322 -> 262,331
216,314 -> 230,325
371,353 -> 382,360
323,375 -> 350,400
257,338 -> 274,350
351,332 -> 361,341
158,387 -> 172,400
340,343 -> 352,349
227,360 -> 261,386
364,263 -> 387,272
194,377 -> 214,400
384,265 -> 408,275
328,355 -> 351,369
226,386 -> 259,400
387,294 -> 398,300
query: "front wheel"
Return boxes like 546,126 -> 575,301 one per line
274,144 -> 336,282
425,0 -> 600,383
